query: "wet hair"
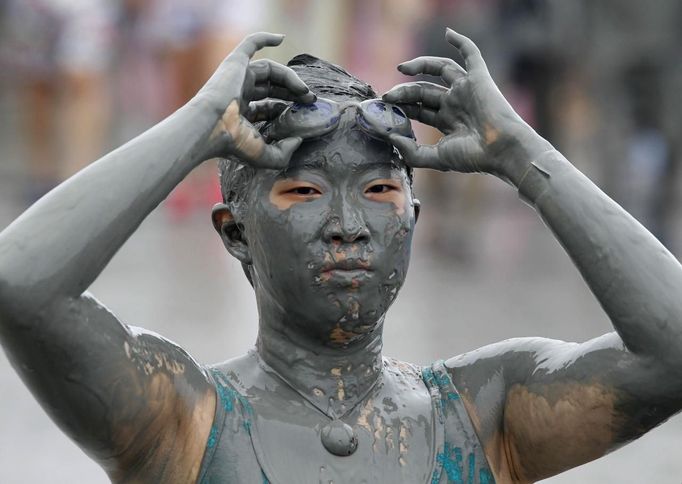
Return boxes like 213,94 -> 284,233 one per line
217,54 -> 410,218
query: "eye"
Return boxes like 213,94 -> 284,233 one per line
289,186 -> 322,196
363,179 -> 405,208
271,179 -> 323,210
366,184 -> 394,194
364,180 -> 401,197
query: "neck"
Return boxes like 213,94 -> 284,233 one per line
256,312 -> 384,419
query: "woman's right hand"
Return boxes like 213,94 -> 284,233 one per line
383,28 -> 551,184
196,32 -> 315,169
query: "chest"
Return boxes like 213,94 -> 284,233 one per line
248,372 -> 437,484
201,359 -> 495,484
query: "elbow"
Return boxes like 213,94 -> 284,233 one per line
0,275 -> 50,328
622,315 -> 682,374
0,277 -> 26,328
0,276 -> 13,317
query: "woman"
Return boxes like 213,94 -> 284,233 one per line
1,30 -> 681,483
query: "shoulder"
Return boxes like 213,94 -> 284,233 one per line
440,333 -> 635,482
439,337 -> 579,481
97,325 -> 217,482
445,333 -> 625,387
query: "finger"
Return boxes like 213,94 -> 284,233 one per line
249,84 -> 309,103
397,103 -> 440,127
250,59 -> 315,103
245,100 -> 289,123
389,135 -> 444,170
382,81 -> 447,109
445,28 -> 486,73
397,56 -> 466,85
254,137 -> 303,170
234,32 -> 285,60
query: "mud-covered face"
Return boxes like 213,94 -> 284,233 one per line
244,112 -> 417,346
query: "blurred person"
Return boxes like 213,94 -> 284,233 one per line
405,0 -> 497,264
620,124 -> 670,242
2,28 -> 682,484
548,70 -> 599,178
142,0 -> 265,219
1,0 -> 118,201
617,60 -> 672,244
345,0 -> 424,95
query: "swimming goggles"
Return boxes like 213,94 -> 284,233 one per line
262,98 -> 415,142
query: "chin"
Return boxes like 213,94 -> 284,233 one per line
298,285 -> 400,347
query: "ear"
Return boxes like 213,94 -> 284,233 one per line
211,203 -> 252,265
412,198 -> 421,224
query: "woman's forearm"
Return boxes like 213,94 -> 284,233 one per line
514,143 -> 682,367
0,95 -> 218,310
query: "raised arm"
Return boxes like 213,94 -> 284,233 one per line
385,29 -> 682,482
0,33 -> 312,481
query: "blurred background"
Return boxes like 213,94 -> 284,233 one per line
0,0 -> 681,482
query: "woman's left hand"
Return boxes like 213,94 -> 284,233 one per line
383,28 -> 549,181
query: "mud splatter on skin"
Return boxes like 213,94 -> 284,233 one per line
399,420 -> 411,466
327,325 -> 352,344
124,340 -> 186,376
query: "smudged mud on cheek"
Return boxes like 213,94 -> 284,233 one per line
386,188 -> 408,216
268,189 -> 292,211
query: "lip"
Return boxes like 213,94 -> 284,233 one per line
320,259 -> 372,272
318,268 -> 373,286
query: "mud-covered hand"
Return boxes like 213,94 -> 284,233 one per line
383,28 -> 550,181
197,32 -> 315,169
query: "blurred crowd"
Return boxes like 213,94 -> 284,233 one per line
1,0 -> 681,257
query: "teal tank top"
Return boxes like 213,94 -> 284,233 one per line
198,359 -> 495,484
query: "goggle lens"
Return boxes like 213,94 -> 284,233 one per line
265,97 -> 413,142
357,100 -> 413,138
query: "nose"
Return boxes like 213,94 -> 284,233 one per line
322,199 -> 370,244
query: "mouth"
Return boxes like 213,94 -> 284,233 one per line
319,268 -> 373,287
317,260 -> 373,286
325,261 -> 370,270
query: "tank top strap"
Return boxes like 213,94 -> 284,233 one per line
197,366 -> 266,484
422,360 -> 496,484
